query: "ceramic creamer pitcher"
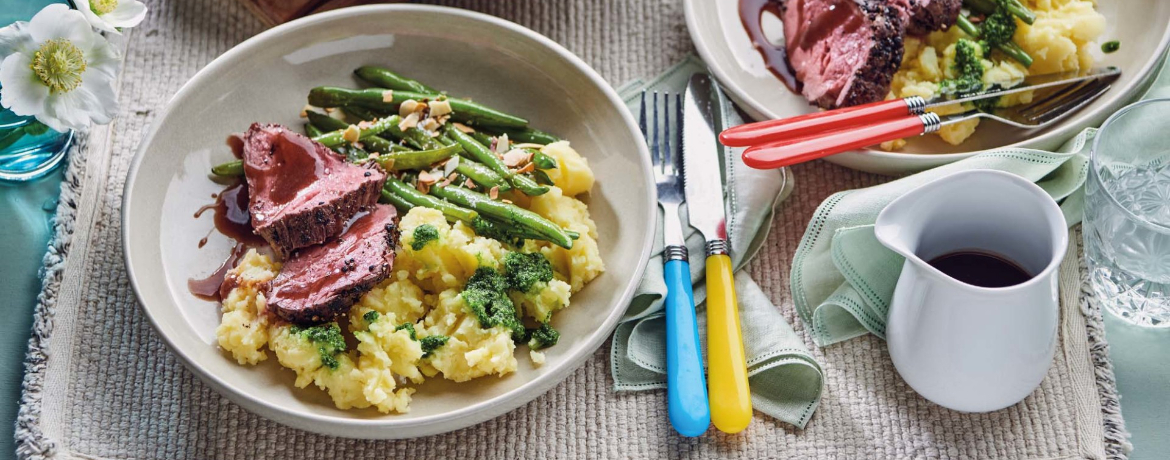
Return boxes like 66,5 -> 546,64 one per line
874,169 -> 1068,413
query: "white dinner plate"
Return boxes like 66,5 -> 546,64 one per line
685,0 -> 1170,175
122,4 -> 656,439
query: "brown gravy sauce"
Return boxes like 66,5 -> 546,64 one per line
245,129 -> 330,211
187,134 -> 266,301
739,0 -> 801,92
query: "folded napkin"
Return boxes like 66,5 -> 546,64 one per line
793,53 -> 1170,347
609,57 -> 824,429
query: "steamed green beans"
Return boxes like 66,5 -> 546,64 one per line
485,127 -> 560,145
308,87 -> 528,128
307,110 -> 407,154
212,159 -> 244,177
311,115 -> 400,148
453,157 -> 512,192
384,177 -> 477,223
430,184 -> 572,249
445,126 -> 549,196
375,144 -> 459,171
354,66 -> 438,94
342,106 -> 443,150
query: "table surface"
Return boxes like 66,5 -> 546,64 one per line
0,4 -> 1167,460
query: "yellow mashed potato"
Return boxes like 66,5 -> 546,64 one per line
882,0 -> 1106,149
215,142 -> 604,413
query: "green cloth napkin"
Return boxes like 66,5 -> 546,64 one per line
792,53 -> 1170,347
609,57 -> 824,429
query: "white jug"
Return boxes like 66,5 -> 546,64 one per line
874,169 -> 1068,413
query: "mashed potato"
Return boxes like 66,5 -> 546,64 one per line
214,142 -> 605,413
882,0 -> 1105,149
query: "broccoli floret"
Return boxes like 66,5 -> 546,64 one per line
290,323 -> 346,370
410,224 -> 440,251
462,267 -> 525,339
940,39 -> 985,97
503,252 -> 554,293
362,310 -> 380,324
527,323 -> 560,350
978,5 -> 1017,50
420,335 -> 449,357
395,322 -> 418,340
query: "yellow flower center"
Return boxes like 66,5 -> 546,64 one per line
90,0 -> 119,15
30,39 -> 87,94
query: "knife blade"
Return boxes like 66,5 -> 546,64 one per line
682,74 -> 725,241
926,66 -> 1120,109
682,73 -> 753,434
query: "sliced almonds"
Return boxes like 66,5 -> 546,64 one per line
515,162 -> 535,174
399,99 -> 420,117
494,133 -> 510,155
514,142 -> 545,149
489,186 -> 500,200
502,149 -> 532,168
357,120 -> 373,129
443,156 -> 461,177
453,122 -> 475,133
464,178 -> 477,189
381,90 -> 394,103
421,117 -> 441,132
398,112 -> 420,131
429,99 -> 453,117
342,125 -> 361,143
417,170 -> 439,185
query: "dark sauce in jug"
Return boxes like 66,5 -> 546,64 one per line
739,0 -> 801,92
928,251 -> 1032,288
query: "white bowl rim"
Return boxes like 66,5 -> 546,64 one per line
683,0 -> 1170,164
121,3 -> 656,435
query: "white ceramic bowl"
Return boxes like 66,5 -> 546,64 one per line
122,5 -> 655,439
685,0 -> 1170,175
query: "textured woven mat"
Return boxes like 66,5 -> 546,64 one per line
16,0 -> 1129,458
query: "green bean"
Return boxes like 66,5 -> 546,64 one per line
470,131 -> 496,147
354,66 -> 439,94
963,0 -> 1034,25
380,188 -> 415,213
307,110 -> 407,154
212,159 -> 244,177
528,149 -> 558,169
955,15 -> 1033,68
342,106 -> 443,151
430,185 -> 572,249
375,144 -> 459,171
311,115 -> 400,148
305,123 -> 324,137
385,177 -> 477,223
485,127 -> 560,145
445,126 -> 549,195
453,156 -> 512,192
308,87 -> 528,128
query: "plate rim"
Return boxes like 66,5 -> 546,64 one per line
683,0 -> 1170,169
121,3 -> 656,438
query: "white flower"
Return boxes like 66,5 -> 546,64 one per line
0,4 -> 120,132
73,0 -> 147,34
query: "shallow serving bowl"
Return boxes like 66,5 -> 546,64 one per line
122,4 -> 655,439
685,0 -> 1170,175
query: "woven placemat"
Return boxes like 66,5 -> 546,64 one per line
15,0 -> 1129,458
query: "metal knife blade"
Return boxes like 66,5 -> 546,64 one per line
682,74 -> 725,241
926,66 -> 1120,109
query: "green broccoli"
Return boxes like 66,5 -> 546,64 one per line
420,335 -> 450,357
362,310 -> 380,324
461,267 -> 526,339
978,6 -> 1016,51
940,39 -> 985,97
527,323 -> 560,350
503,252 -> 554,293
395,322 -> 419,340
290,323 -> 346,370
410,224 -> 440,251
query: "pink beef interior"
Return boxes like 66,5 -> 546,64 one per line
783,0 -> 873,108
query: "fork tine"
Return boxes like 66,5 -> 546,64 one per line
653,91 -> 662,172
639,91 -> 648,140
675,93 -> 684,177
1027,82 -> 1112,125
1019,79 -> 1107,119
663,92 -> 672,174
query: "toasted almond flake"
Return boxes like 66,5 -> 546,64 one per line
464,178 -> 476,188
514,143 -> 545,149
422,117 -> 440,132
324,107 -> 335,113
358,120 -> 373,129
516,162 -> 535,174
453,122 -> 475,133
343,125 -> 361,143
444,156 -> 461,176
381,90 -> 394,103
417,170 -> 439,185
299,110 -> 308,118
353,141 -> 364,149
429,100 -> 453,117
399,100 -> 420,117
448,172 -> 459,181
501,199 -> 513,204
416,181 -> 430,194
437,115 -> 451,125
438,178 -> 453,187
398,112 -> 420,131
489,186 -> 500,200
502,149 -> 530,167
494,133 -> 510,155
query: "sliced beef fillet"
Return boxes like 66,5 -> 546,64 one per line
242,123 -> 385,257
887,0 -> 961,36
268,205 -> 399,324
781,0 -> 904,109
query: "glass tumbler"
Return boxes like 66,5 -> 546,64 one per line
1084,98 -> 1170,327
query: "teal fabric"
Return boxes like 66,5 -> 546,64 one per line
791,50 -> 1170,348
609,57 -> 824,429
0,168 -> 61,460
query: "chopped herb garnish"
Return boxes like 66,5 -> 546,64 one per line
395,322 -> 418,340
1102,41 -> 1120,54
363,310 -> 380,324
410,224 -> 440,250
420,335 -> 449,357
